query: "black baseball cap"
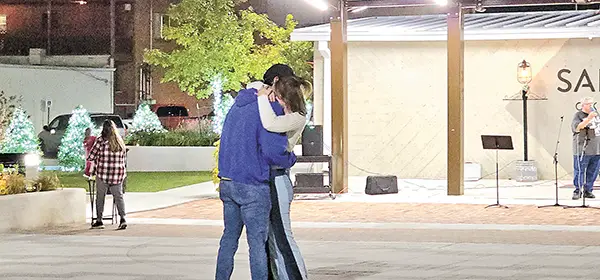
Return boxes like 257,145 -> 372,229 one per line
263,64 -> 295,86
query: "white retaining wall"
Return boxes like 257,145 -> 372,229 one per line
0,188 -> 86,233
126,146 -> 216,172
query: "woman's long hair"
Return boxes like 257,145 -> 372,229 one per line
101,120 -> 126,152
273,75 -> 313,116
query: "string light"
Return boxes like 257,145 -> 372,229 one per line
0,108 -> 40,154
130,103 -> 166,133
58,105 -> 94,171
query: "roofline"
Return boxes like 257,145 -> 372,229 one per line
0,63 -> 115,72
292,27 -> 600,42
291,10 -> 600,42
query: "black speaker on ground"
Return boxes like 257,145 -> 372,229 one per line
365,176 -> 398,195
302,125 -> 323,156
294,173 -> 329,193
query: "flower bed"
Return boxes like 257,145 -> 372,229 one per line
125,119 -> 219,147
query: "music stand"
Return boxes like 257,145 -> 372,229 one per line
481,135 -> 514,209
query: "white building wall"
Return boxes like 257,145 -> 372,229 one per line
0,64 -> 114,133
313,38 -> 600,180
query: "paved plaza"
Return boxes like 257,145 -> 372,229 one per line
9,167 -> 600,279
4,222 -> 600,280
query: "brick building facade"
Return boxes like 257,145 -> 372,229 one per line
0,0 -> 212,119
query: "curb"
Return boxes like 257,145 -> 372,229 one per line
126,218 -> 600,232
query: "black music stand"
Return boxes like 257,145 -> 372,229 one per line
481,135 -> 514,209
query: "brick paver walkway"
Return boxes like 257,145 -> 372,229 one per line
129,198 -> 600,226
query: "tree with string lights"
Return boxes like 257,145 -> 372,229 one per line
58,106 -> 93,171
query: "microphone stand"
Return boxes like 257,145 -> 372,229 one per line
564,129 -> 600,209
539,116 -> 565,208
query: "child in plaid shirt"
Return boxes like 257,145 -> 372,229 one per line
88,120 -> 128,230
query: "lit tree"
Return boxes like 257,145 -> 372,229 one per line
0,108 -> 40,154
0,91 -> 22,143
131,103 -> 166,133
58,106 -> 93,171
211,77 -> 234,134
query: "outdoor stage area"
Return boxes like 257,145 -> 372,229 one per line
288,165 -> 590,207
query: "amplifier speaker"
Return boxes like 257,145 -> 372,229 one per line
365,175 -> 398,195
294,173 -> 329,193
302,125 -> 323,156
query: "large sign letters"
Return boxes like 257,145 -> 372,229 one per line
557,68 -> 597,93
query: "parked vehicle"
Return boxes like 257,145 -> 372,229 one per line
38,113 -> 127,157
122,118 -> 134,130
151,104 -> 199,130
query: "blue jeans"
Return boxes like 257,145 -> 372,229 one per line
216,180 -> 271,280
267,171 -> 308,280
573,155 -> 600,193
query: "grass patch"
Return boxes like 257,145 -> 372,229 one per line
43,171 -> 212,192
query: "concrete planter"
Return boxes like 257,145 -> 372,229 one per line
126,146 -> 216,172
0,188 -> 86,233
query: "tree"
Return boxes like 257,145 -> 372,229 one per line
144,0 -> 314,100
211,78 -> 235,134
130,103 -> 166,133
58,106 -> 94,171
0,91 -> 22,143
1,108 -> 40,154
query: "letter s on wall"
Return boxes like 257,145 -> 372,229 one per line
557,68 -> 572,93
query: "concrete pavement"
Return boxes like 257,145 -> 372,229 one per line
3,225 -> 600,280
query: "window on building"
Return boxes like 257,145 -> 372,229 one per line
0,15 -> 6,34
153,13 -> 172,39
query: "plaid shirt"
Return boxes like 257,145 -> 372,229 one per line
87,137 -> 127,185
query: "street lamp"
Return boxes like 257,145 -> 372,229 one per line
517,59 -> 532,162
517,60 -> 532,85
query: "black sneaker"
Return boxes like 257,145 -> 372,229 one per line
91,221 -> 104,229
117,218 -> 127,230
584,191 -> 596,199
573,190 -> 581,200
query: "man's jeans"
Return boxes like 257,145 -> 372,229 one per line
216,180 -> 271,280
573,154 -> 600,193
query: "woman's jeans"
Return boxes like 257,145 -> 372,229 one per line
95,179 -> 126,220
216,180 -> 271,280
267,170 -> 308,280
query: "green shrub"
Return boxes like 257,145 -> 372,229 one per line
125,119 -> 219,147
5,172 -> 26,195
35,173 -> 61,192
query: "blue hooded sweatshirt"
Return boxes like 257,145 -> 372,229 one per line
218,88 -> 296,185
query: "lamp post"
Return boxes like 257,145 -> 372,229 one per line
46,0 -> 51,54
517,59 -> 532,161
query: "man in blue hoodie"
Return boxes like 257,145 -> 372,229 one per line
216,68 -> 296,280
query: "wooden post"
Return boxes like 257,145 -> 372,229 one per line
447,4 -> 464,196
330,1 -> 348,194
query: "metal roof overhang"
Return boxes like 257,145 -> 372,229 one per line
347,0 -> 600,8
291,10 -> 600,42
